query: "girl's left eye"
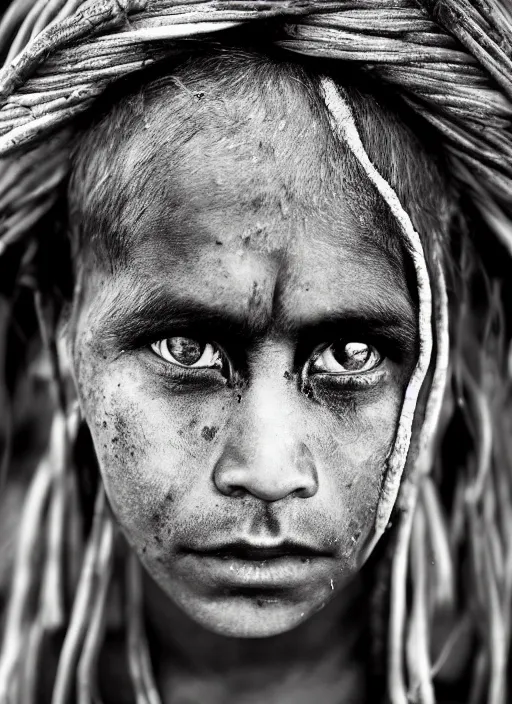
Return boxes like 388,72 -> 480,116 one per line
151,337 -> 223,370
311,341 -> 382,375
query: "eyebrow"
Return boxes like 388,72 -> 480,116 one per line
97,285 -> 270,350
94,279 -> 417,357
295,309 -> 417,356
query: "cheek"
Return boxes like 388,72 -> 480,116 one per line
306,385 -> 402,561
76,346 -> 403,582
76,356 -> 232,554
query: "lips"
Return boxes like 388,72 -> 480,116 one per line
190,540 -> 330,561
177,540 -> 334,589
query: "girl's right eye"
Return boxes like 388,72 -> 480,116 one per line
151,337 -> 224,370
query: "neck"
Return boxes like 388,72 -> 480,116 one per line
144,572 -> 372,704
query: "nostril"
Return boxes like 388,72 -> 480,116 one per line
212,447 -> 248,497
225,485 -> 247,498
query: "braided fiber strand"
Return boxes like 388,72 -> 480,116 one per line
319,75 -> 434,547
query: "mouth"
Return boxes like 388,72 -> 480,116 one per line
194,541 -> 330,561
178,540 -> 334,589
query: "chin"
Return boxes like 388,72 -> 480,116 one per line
142,549 -> 344,638
177,591 -> 324,638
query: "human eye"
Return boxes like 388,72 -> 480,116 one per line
310,341 -> 382,376
150,336 -> 224,370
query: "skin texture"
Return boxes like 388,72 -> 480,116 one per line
61,52 -> 429,703
69,76 -> 418,650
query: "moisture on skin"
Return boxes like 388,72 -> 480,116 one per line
68,60 -> 419,641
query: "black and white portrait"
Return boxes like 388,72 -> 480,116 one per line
0,2 -> 511,703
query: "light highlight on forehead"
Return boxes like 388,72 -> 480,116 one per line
68,49 -> 448,277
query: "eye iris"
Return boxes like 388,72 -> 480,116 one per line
332,342 -> 371,371
166,337 -> 203,366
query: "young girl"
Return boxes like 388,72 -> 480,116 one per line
0,2 -> 511,703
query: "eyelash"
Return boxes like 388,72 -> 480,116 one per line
308,367 -> 385,389
149,353 -> 230,394
300,357 -> 385,395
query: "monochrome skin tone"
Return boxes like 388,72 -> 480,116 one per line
66,53 -> 426,703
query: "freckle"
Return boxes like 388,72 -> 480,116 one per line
189,418 -> 198,428
346,482 -> 353,489
130,451 -> 134,457
102,421 -> 107,428
283,370 -> 292,380
201,426 -> 218,441
154,535 -> 162,544
111,436 -> 119,443
165,491 -> 174,502
142,546 -> 147,554
257,599 -> 264,608
237,394 -> 242,403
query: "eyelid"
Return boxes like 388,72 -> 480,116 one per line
303,342 -> 384,394
306,367 -> 387,393
295,326 -> 411,371
150,339 -> 219,368
312,343 -> 382,375
149,337 -> 237,385
149,356 -> 230,393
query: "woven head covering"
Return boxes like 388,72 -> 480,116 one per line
0,3 -> 510,704
1,0 -> 512,254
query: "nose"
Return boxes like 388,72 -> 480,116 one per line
213,376 -> 318,502
214,442 -> 318,501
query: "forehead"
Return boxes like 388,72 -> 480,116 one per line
76,84 -> 415,330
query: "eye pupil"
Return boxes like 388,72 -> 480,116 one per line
331,342 -> 371,371
165,337 -> 203,366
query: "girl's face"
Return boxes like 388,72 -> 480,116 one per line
70,94 -> 417,638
